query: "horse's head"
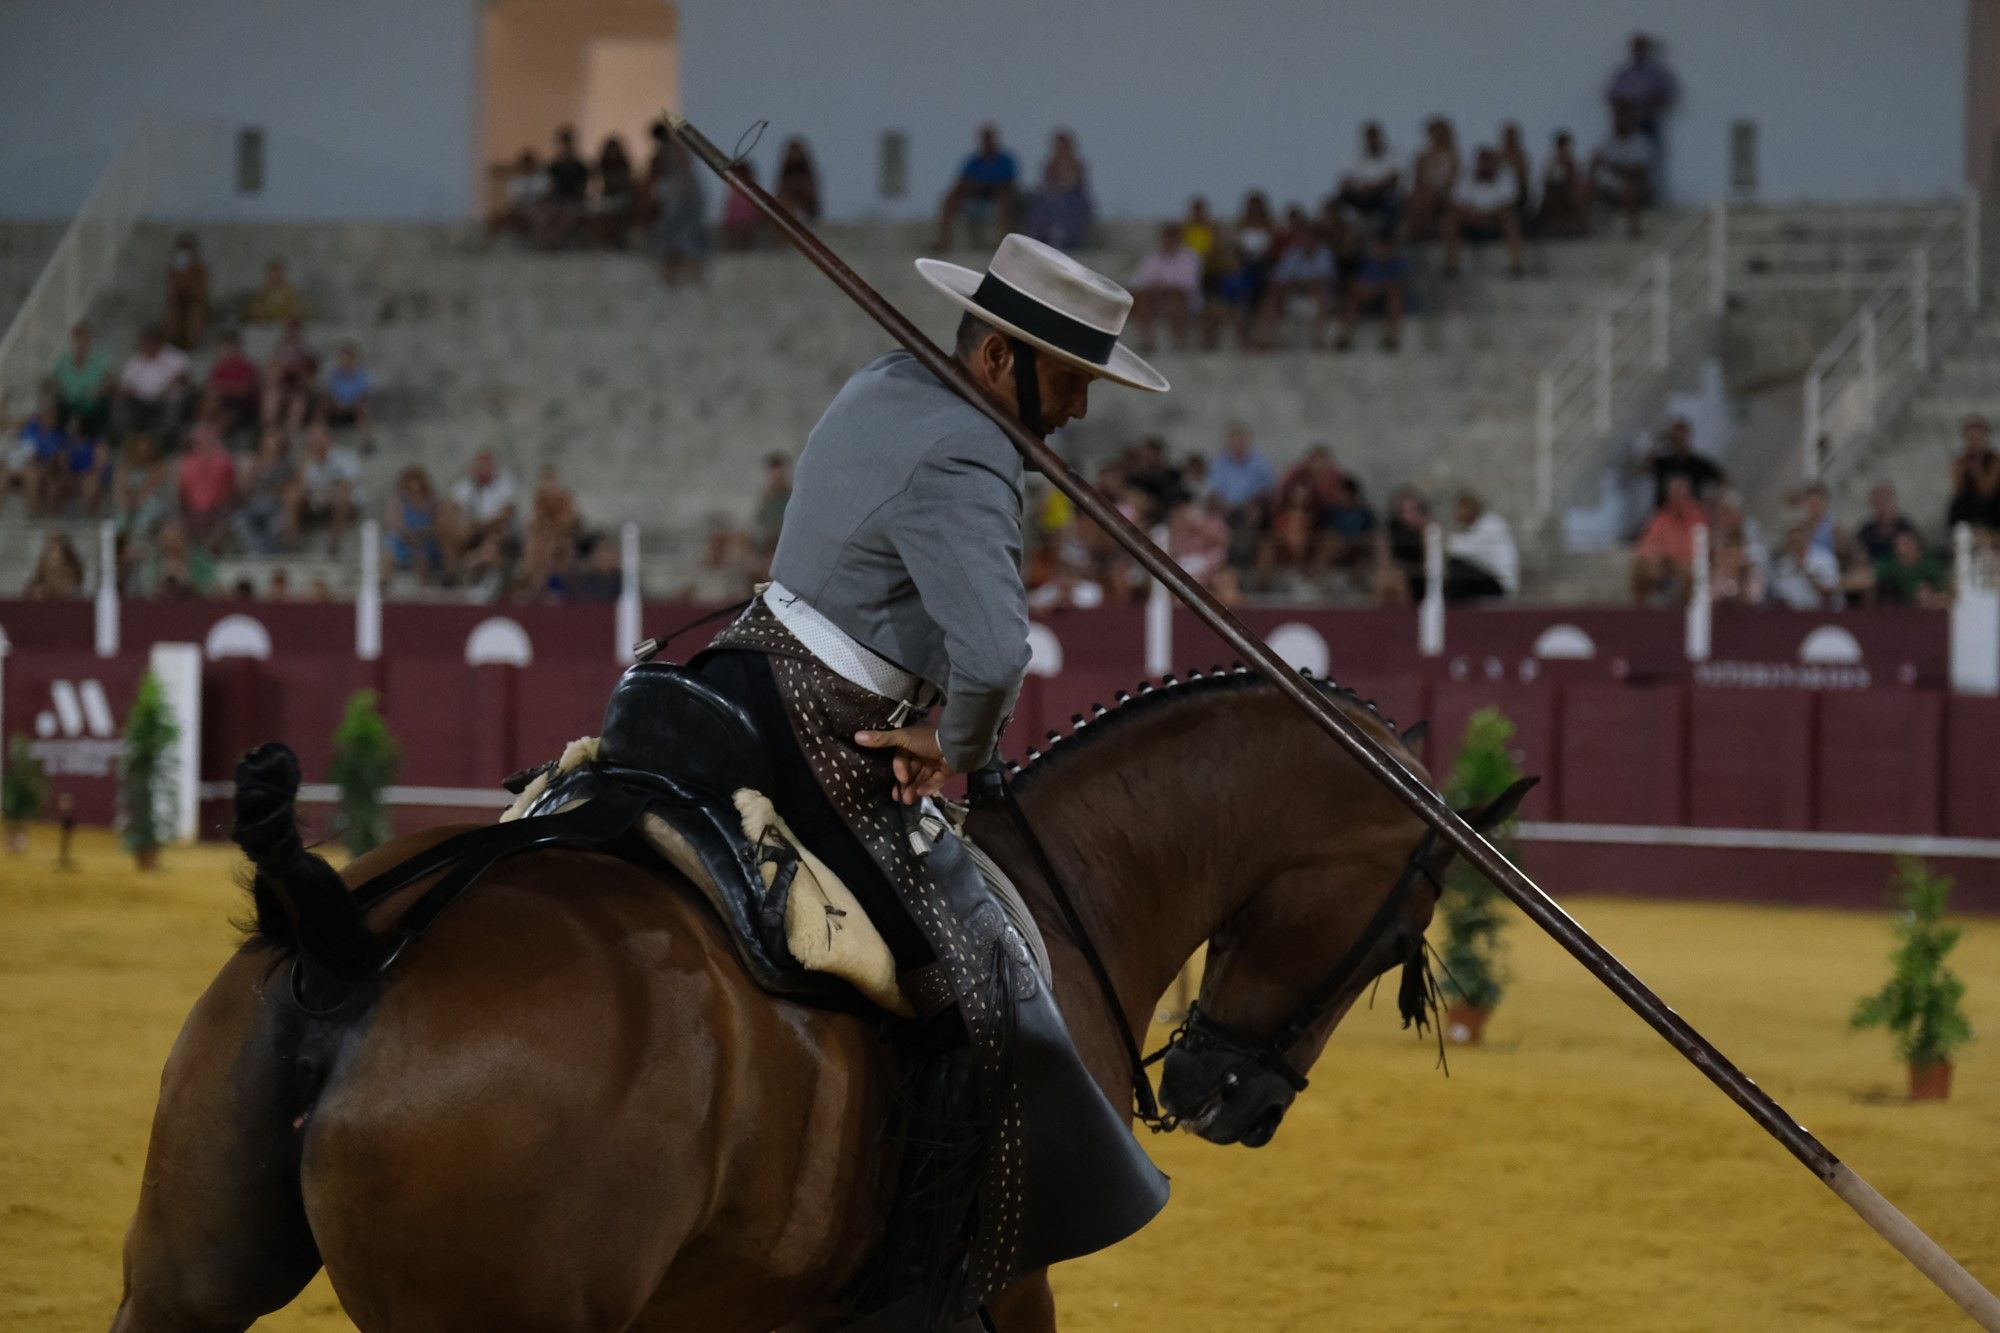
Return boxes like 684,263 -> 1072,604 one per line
1159,756 -> 1536,1149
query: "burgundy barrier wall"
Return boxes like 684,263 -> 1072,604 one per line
3,598 -> 1991,904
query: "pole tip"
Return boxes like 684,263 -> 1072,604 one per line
662,108 -> 689,133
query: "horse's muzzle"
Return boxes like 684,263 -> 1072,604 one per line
1157,1040 -> 1300,1148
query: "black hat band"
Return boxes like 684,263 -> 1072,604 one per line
972,273 -> 1118,365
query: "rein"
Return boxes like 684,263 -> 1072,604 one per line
987,770 -> 1440,1135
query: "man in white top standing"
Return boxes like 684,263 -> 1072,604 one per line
1447,147 -> 1526,277
1444,488 -> 1519,602
1128,222 -> 1201,351
113,326 -> 192,445
1336,120 -> 1402,233
1593,107 -> 1658,237
449,449 -> 520,558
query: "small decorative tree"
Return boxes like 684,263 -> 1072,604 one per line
4,735 -> 51,853
1851,856 -> 1973,1101
1437,707 -> 1523,1044
117,672 -> 180,869
329,690 -> 400,857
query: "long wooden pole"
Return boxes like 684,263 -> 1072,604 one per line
667,112 -> 2000,1328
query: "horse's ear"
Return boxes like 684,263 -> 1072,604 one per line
1400,719 -> 1429,749
1463,776 -> 1539,833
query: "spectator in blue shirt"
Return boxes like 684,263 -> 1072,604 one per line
934,124 -> 1020,248
322,342 -> 374,432
1208,424 -> 1277,511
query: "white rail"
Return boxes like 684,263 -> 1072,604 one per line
0,126 -> 154,407
1534,207 -> 1722,522
1800,194 -> 1980,481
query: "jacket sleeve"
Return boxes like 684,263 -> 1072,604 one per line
888,427 -> 1031,772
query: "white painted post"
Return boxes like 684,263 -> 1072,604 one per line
1651,252 -> 1670,370
1802,374 -> 1823,480
147,642 -> 202,842
94,520 -> 119,658
1949,522 -> 1999,695
1419,522 -> 1445,657
1144,523 -> 1172,676
1685,524 -> 1712,662
356,518 -> 382,661
616,520 -> 642,662
1708,200 -> 1728,316
1911,246 -> 1930,370
1859,307 -> 1878,430
1535,372 -> 1555,519
1593,311 -> 1613,433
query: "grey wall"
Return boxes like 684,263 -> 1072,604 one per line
0,0 -> 481,220
679,0 -> 1972,220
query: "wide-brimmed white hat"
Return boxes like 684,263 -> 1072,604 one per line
916,234 -> 1168,393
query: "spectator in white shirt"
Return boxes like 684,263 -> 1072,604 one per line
1129,223 -> 1202,352
1444,489 -> 1518,602
1335,121 -> 1401,232
113,326 -> 191,445
1447,147 -> 1526,277
287,419 -> 364,552
1592,106 -> 1657,237
1768,525 -> 1842,609
448,449 -> 521,558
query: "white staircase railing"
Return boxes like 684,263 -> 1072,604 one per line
1534,207 -> 1723,522
1799,194 -> 1981,481
0,126 -> 154,408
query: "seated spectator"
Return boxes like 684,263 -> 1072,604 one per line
176,422 -> 237,547
231,428 -> 297,555
321,342 -> 374,432
594,135 -> 637,243
1856,483 -> 1920,562
460,530 -> 511,602
1254,207 -> 1337,348
650,133 -> 710,285
51,323 -> 115,438
1873,531 -> 1950,609
385,466 -> 447,582
1209,191 -> 1278,346
935,124 -> 1021,248
138,520 -> 217,599
1207,424 -> 1277,535
1335,233 -> 1411,353
1336,121 -> 1401,231
1497,122 -> 1532,215
718,160 -> 765,250
113,326 -> 191,444
1405,116 -> 1461,241
164,233 -> 210,349
519,464 -> 582,592
752,453 -> 791,555
449,449 -> 521,558
1279,443 -> 1353,514
1792,481 -> 1840,560
540,127 -> 591,247
1373,486 -> 1432,604
264,318 -> 319,430
1639,416 -> 1724,508
1535,131 -> 1591,237
244,258 -> 306,324
11,389 -> 69,516
289,421 -> 363,552
495,149 -> 545,237
1768,524 -> 1841,609
776,137 -> 822,222
204,329 -> 262,437
1023,130 -> 1093,250
1130,223 -> 1203,352
1319,475 -> 1379,571
1707,489 -> 1769,605
1120,436 -> 1187,516
1630,474 -> 1706,604
1447,147 -> 1526,277
571,534 -> 624,603
24,531 -> 86,599
63,428 -> 112,519
1257,476 -> 1325,581
1947,415 -> 2000,532
1591,106 -> 1657,237
1444,490 -> 1518,602
112,436 -> 176,545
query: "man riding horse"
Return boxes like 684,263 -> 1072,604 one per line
694,233 -> 1173,1325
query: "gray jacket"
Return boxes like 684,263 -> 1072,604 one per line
769,350 -> 1029,772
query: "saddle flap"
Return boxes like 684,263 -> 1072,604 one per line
598,661 -> 774,801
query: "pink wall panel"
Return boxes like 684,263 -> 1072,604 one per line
1944,697 -> 2000,838
1815,691 -> 1942,834
1428,681 -> 1555,819
1688,691 -> 1813,830
1559,684 -> 1687,825
378,657 -> 484,787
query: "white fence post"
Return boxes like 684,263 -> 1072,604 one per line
1651,252 -> 1671,370
1419,523 -> 1445,657
1144,523 -> 1173,676
1950,522 -> 1999,695
1535,372 -> 1555,519
356,518 -> 382,660
94,520 -> 119,658
1911,247 -> 1930,371
1685,524 -> 1712,662
1593,310 -> 1613,433
615,521 -> 642,662
1802,374 -> 1822,480
1708,200 -> 1727,315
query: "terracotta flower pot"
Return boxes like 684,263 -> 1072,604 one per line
1908,1060 -> 1953,1101
1445,1002 -> 1492,1046
135,845 -> 161,871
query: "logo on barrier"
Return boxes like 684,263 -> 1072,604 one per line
30,680 -> 123,777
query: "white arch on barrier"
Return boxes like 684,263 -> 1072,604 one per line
204,614 -> 273,660
1532,624 -> 1597,659
1267,623 -> 1330,677
1798,625 -> 1864,665
1025,622 -> 1063,677
466,617 -> 534,667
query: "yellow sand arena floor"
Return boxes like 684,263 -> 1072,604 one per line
3,827 -> 1996,1331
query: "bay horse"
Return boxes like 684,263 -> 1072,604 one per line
112,672 -> 1459,1331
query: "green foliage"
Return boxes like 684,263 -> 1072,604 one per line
1436,708 -> 1523,1011
329,690 -> 400,857
1851,856 -> 1974,1069
117,672 -> 180,857
4,735 -> 51,823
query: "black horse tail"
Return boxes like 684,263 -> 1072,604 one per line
232,742 -> 385,975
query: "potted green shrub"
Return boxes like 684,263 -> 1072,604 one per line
1436,707 -> 1523,1044
117,672 -> 180,870
1851,856 -> 1973,1101
329,689 -> 401,857
4,735 -> 51,853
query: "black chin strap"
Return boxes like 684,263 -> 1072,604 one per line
1007,338 -> 1044,438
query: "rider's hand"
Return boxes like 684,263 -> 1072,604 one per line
854,723 -> 956,806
